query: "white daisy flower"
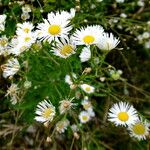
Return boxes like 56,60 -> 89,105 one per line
5,83 -> 19,97
71,25 -> 104,46
22,5 -> 32,13
8,33 -> 36,56
0,14 -> 7,32
51,38 -> 76,58
16,22 -> 34,35
137,0 -> 145,7
35,99 -> 56,123
60,8 -> 76,20
65,73 -> 77,85
108,102 -> 139,126
10,95 -> 18,105
5,83 -> 19,105
81,99 -> 92,110
97,32 -> 120,51
145,40 -> 150,49
0,14 -> 7,24
56,119 -> 70,133
87,108 -> 95,117
0,35 -> 8,55
18,32 -> 36,47
8,37 -> 27,56
120,13 -> 127,18
79,47 -> 91,62
116,0 -> 125,3
71,124 -> 79,132
79,111 -> 91,123
80,84 -> 95,94
1,58 -> 20,78
142,32 -> 150,39
128,118 -> 150,140
21,12 -> 30,21
59,98 -> 76,114
36,11 -> 73,43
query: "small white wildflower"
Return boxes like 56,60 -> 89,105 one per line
35,100 -> 55,123
71,124 -> 79,132
116,0 -> 125,3
56,119 -> 70,133
97,32 -> 120,51
79,47 -> 91,62
108,101 -> 139,126
1,58 -> 20,78
81,99 -> 92,110
79,111 -> 91,123
120,13 -> 127,18
51,38 -> 76,58
144,40 -> 150,49
65,73 -> 77,85
142,32 -> 150,39
71,25 -> 104,46
6,83 -> 19,97
0,35 -> 8,55
21,12 -> 30,20
36,10 -> 73,44
16,22 -> 34,35
80,84 -> 95,94
0,14 -> 7,32
22,5 -> 31,13
87,108 -> 95,117
59,98 -> 76,114
128,117 -> 150,140
137,0 -> 145,7
24,80 -> 32,89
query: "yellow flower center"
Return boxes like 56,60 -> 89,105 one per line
85,87 -> 91,92
132,123 -> 146,135
23,28 -> 30,33
48,25 -> 61,35
42,108 -> 53,118
82,115 -> 88,121
118,112 -> 129,122
83,103 -> 91,110
63,101 -> 71,108
0,39 -> 7,47
60,45 -> 73,56
57,123 -> 64,129
24,37 -> 31,42
83,35 -> 95,44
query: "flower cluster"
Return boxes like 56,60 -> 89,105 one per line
108,101 -> 150,140
0,6 -> 149,146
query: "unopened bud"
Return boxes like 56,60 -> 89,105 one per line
44,122 -> 49,128
70,84 -> 78,90
46,136 -> 52,143
100,77 -> 106,82
75,6 -> 80,11
24,81 -> 32,89
74,132 -> 80,140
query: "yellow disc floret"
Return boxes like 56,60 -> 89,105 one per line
85,87 -> 91,92
48,25 -> 61,35
23,28 -> 30,33
42,108 -> 53,119
24,37 -> 31,42
118,112 -> 129,122
132,123 -> 146,135
83,35 -> 95,44
60,45 -> 73,56
82,115 -> 88,121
